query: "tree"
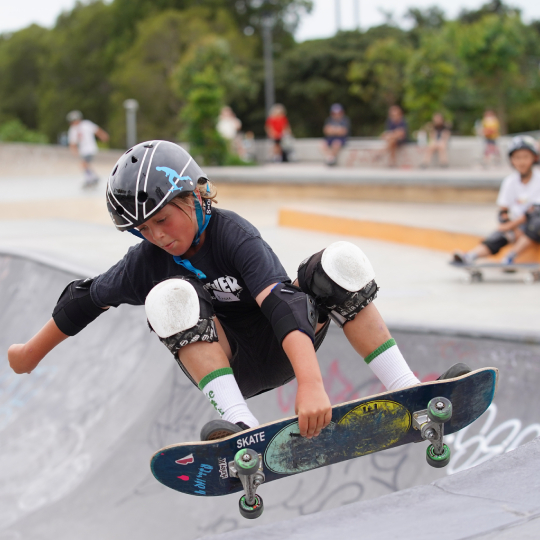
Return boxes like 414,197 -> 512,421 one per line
37,1 -> 114,142
109,8 -> 257,147
403,30 -> 457,129
453,13 -> 528,132
180,66 -> 228,165
0,25 -> 49,129
348,36 -> 412,115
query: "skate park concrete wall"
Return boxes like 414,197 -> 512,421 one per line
1,250 -> 539,540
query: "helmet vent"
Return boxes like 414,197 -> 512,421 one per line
144,143 -> 154,148
125,148 -> 133,154
137,190 -> 148,203
131,155 -> 138,163
116,205 -> 125,216
112,165 -> 118,176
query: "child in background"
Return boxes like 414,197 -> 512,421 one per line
453,136 -> 540,265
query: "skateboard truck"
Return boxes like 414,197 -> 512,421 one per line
229,448 -> 265,519
413,397 -> 452,468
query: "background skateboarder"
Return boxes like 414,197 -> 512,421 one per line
453,136 -> 540,265
66,110 -> 109,188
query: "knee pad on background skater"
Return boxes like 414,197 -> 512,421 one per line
524,207 -> 540,243
145,276 -> 218,358
482,231 -> 511,254
297,241 -> 379,328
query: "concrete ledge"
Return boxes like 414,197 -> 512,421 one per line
279,208 -> 540,262
208,437 -> 540,540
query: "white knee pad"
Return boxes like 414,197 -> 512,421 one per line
145,278 -> 200,338
321,241 -> 375,292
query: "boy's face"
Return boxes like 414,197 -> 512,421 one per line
510,149 -> 537,176
136,199 -> 197,256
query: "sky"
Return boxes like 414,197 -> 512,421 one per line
1,0 -> 540,37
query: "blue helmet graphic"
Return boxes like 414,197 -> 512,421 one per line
106,140 -> 208,231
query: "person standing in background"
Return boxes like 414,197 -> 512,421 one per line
216,106 -> 242,157
482,109 -> 501,167
67,110 -> 109,188
265,104 -> 291,163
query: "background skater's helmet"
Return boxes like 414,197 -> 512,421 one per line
507,135 -> 539,163
106,140 -> 208,231
66,110 -> 83,122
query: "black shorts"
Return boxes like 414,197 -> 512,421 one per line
219,309 -> 330,399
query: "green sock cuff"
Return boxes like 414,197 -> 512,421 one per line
364,338 -> 396,365
198,367 -> 234,391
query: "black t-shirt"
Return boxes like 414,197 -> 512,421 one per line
324,115 -> 351,137
90,208 -> 290,319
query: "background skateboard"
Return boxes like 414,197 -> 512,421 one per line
450,261 -> 540,283
151,368 -> 498,498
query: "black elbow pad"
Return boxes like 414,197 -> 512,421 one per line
260,283 -> 318,346
52,278 -> 105,336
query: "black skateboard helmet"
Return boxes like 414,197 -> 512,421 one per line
106,140 -> 208,231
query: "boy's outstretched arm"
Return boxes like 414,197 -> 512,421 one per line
8,318 -> 68,374
256,283 -> 332,439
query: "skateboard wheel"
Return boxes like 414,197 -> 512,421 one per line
239,494 -> 264,519
234,448 -> 260,476
426,443 -> 451,468
427,397 -> 452,423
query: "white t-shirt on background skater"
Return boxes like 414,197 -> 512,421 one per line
497,168 -> 540,219
68,120 -> 99,157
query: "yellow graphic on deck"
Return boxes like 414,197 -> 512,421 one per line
338,400 -> 411,457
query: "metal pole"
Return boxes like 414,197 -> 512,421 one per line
123,99 -> 139,149
354,0 -> 360,30
261,17 -> 275,116
335,0 -> 341,32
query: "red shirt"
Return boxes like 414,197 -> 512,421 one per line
265,115 -> 289,139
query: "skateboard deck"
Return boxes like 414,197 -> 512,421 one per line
151,368 -> 498,499
450,261 -> 540,283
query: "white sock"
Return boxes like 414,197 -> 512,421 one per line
364,339 -> 420,391
199,368 -> 259,428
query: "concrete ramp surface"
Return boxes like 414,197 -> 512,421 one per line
0,251 -> 539,539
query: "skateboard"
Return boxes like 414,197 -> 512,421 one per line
450,261 -> 540,283
151,367 -> 498,519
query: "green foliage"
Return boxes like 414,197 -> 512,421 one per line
180,66 -> 227,166
348,37 -> 412,110
37,0 -> 115,142
109,7 -> 258,147
0,25 -> 49,129
0,119 -> 48,143
2,0 -> 540,146
403,30 -> 457,129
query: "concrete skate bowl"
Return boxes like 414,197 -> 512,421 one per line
0,249 -> 539,540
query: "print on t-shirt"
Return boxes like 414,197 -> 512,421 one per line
205,275 -> 243,302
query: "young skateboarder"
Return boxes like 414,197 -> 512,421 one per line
453,136 -> 540,265
67,110 -> 109,188
8,141 -> 465,441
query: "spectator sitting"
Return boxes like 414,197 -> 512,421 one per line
420,113 -> 451,168
265,104 -> 291,162
482,109 -> 501,166
322,103 -> 351,166
380,105 -> 408,167
453,136 -> 540,265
